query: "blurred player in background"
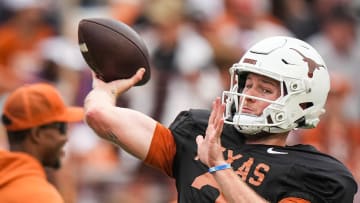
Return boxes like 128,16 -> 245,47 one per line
0,83 -> 83,203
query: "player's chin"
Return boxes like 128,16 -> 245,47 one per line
50,159 -> 62,169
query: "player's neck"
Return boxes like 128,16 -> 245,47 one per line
245,132 -> 288,146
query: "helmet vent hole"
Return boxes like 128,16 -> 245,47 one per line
266,115 -> 274,124
299,102 -> 314,110
282,83 -> 288,96
281,59 -> 290,64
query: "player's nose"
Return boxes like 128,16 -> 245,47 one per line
242,89 -> 257,102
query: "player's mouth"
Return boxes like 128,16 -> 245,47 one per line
241,107 -> 254,114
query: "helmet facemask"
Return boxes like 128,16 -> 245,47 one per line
223,65 -> 292,135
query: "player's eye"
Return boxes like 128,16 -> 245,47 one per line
262,88 -> 273,94
244,83 -> 253,91
39,122 -> 67,135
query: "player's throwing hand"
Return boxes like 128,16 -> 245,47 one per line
91,68 -> 146,97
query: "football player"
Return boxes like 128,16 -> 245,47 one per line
84,36 -> 357,202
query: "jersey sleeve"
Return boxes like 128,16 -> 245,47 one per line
143,109 -> 211,177
144,122 -> 176,177
278,197 -> 310,203
278,192 -> 321,203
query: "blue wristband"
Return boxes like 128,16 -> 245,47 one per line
208,163 -> 231,173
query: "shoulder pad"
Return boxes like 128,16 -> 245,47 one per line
169,109 -> 245,146
169,109 -> 210,135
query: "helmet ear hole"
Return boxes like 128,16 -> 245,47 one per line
295,116 -> 306,127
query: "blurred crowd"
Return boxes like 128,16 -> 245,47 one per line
0,0 -> 359,202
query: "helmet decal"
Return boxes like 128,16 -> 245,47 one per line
290,48 -> 325,78
243,58 -> 257,65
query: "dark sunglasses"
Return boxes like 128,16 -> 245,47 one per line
38,122 -> 67,134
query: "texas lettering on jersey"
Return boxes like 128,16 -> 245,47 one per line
192,148 -> 270,201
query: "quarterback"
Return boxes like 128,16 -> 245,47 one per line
84,36 -> 357,202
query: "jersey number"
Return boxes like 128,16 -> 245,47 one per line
235,158 -> 270,186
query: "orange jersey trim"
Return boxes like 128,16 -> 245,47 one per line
144,123 -> 176,177
279,197 -> 310,203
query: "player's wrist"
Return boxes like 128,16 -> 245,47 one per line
89,87 -> 117,106
208,163 -> 231,173
209,159 -> 228,168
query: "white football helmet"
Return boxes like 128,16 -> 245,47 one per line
222,36 -> 330,135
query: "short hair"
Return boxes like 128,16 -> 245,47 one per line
6,129 -> 31,145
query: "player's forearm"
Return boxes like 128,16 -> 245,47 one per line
84,87 -> 118,136
213,169 -> 269,203
84,87 -> 120,144
84,88 -> 156,160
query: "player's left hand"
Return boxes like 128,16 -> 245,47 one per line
196,97 -> 227,167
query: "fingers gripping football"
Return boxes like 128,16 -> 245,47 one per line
91,68 -> 146,98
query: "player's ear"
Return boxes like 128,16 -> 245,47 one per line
29,127 -> 43,144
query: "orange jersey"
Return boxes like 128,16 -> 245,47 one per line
0,150 -> 64,203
